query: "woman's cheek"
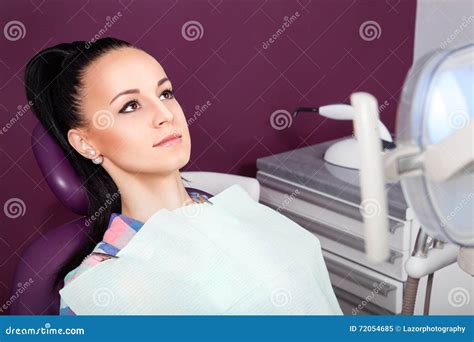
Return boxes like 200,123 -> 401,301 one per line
95,127 -> 138,157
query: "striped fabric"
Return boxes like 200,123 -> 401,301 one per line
59,191 -> 211,315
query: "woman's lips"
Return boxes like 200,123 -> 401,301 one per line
153,134 -> 182,147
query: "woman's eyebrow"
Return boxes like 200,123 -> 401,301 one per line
110,89 -> 139,104
109,78 -> 170,104
158,77 -> 169,86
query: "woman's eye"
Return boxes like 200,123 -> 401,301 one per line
119,100 -> 140,113
160,89 -> 175,100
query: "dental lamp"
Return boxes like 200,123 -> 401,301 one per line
351,44 -> 473,314
293,105 -> 394,169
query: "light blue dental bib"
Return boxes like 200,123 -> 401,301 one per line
60,184 -> 342,315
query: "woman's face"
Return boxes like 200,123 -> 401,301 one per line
69,47 -> 191,176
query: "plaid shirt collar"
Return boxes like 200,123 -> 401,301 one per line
93,191 -> 210,256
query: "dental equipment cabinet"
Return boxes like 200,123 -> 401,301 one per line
256,138 -> 472,315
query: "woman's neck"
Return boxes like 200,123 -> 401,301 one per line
116,170 -> 193,223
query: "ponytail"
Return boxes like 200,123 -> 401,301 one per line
25,38 -> 131,287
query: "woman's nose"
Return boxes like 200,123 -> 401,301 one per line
151,100 -> 174,127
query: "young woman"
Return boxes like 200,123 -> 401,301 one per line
25,37 -> 213,314
25,37 -> 341,315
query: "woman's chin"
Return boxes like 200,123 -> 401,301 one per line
148,153 -> 190,172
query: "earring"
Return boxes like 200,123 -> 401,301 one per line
92,155 -> 104,165
87,150 -> 103,165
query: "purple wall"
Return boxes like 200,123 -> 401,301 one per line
0,0 -> 416,313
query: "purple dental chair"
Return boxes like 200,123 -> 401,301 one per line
8,123 -> 213,315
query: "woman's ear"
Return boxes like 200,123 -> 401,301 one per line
67,128 -> 100,160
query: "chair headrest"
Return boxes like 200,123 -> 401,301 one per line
32,123 -> 89,216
